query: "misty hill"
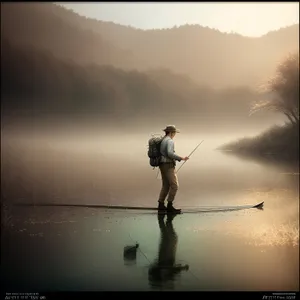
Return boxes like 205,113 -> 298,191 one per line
1,2 -> 299,88
1,38 -> 163,118
0,2 -> 134,69
74,21 -> 299,88
40,3 -> 299,87
2,38 -> 270,127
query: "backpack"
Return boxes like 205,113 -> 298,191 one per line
147,135 -> 164,167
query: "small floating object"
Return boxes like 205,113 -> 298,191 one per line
123,243 -> 139,265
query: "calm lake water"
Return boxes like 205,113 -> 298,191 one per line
1,125 -> 299,291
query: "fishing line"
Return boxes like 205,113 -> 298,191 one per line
128,233 -> 151,264
177,259 -> 200,282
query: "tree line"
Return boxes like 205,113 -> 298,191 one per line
2,38 -> 262,123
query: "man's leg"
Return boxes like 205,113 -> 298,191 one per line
166,166 -> 179,202
166,166 -> 181,213
157,164 -> 170,209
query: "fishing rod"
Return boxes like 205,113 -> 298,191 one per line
176,140 -> 204,174
156,139 -> 204,179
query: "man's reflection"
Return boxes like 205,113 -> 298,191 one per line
148,212 -> 189,289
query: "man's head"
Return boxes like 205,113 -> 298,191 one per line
162,125 -> 180,139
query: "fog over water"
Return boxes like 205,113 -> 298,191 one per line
2,116 -> 295,208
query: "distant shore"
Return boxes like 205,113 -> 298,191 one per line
217,123 -> 299,168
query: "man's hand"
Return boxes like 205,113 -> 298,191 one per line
182,156 -> 189,161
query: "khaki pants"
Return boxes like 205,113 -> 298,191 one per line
158,163 -> 179,203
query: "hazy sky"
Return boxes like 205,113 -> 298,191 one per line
60,2 -> 299,37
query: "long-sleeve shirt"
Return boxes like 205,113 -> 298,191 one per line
160,136 -> 182,163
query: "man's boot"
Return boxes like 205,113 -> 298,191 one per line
167,202 -> 181,214
158,202 -> 167,211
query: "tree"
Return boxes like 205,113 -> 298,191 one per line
250,52 -> 299,126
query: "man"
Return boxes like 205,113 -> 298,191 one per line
158,125 -> 189,213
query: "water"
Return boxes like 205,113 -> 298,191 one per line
1,126 -> 299,291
